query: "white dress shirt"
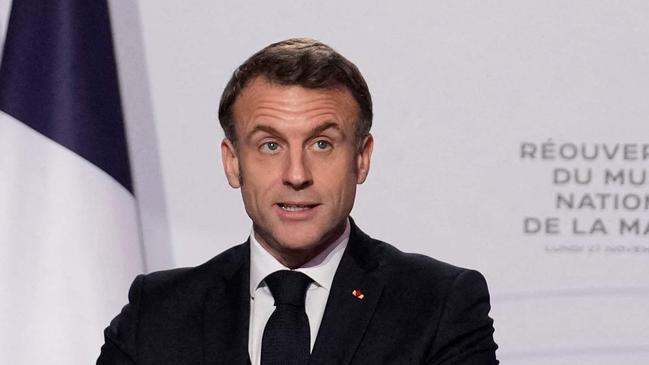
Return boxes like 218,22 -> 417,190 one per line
248,219 -> 350,365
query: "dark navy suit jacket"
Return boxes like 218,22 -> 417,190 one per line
97,220 -> 499,364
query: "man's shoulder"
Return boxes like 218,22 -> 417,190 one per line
352,226 -> 490,303
371,237 -> 473,283
136,241 -> 249,298
349,221 -> 470,282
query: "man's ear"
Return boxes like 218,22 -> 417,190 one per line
356,134 -> 374,184
221,138 -> 241,188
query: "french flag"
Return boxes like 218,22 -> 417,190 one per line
0,1 -> 144,363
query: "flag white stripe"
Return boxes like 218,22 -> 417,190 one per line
0,111 -> 142,364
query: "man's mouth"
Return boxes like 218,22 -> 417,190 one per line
277,203 -> 319,212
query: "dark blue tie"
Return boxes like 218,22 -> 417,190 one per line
261,270 -> 313,365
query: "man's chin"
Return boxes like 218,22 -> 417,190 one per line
255,219 -> 345,261
269,229 -> 330,251
274,236 -> 323,254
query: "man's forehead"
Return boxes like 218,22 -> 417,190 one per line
237,77 -> 356,106
232,77 -> 360,130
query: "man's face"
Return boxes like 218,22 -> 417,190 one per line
221,77 -> 373,267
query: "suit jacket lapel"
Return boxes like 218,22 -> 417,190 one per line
203,241 -> 251,365
310,221 -> 385,365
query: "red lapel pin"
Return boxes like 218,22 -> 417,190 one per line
352,289 -> 365,300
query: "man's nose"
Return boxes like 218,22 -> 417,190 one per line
282,149 -> 313,190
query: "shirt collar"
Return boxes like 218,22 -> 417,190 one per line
249,218 -> 350,298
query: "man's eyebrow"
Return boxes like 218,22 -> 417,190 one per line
248,124 -> 283,138
308,121 -> 345,139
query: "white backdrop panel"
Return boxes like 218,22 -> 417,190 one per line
125,1 -> 649,362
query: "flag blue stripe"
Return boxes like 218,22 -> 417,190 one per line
0,0 -> 133,193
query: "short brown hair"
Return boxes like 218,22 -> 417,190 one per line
218,38 -> 372,144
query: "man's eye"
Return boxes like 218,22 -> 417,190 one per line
313,140 -> 332,151
260,142 -> 280,153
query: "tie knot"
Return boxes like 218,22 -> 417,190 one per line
264,270 -> 313,307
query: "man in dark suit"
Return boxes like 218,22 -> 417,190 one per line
98,38 -> 498,364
